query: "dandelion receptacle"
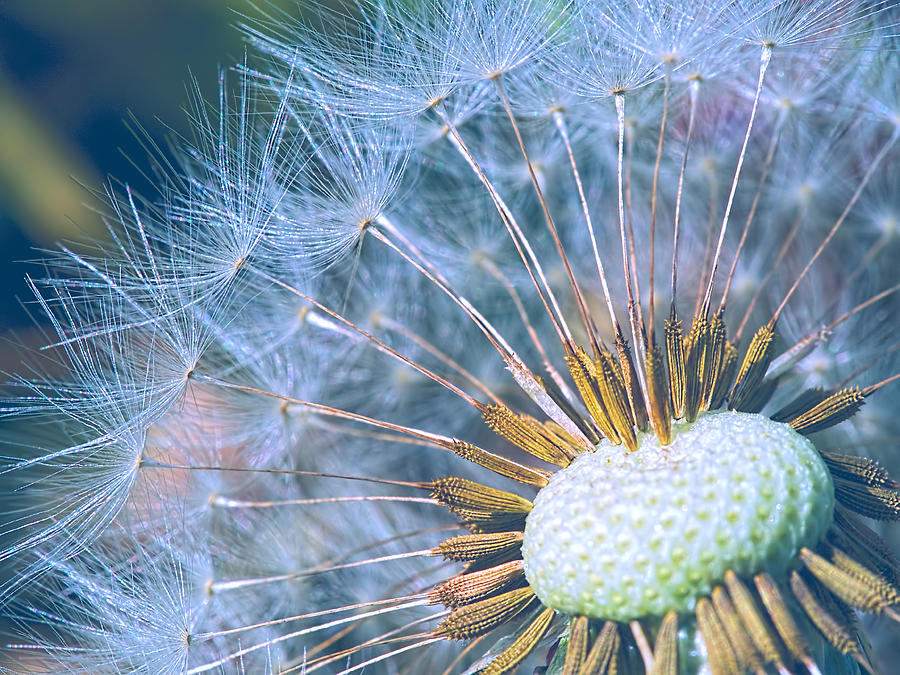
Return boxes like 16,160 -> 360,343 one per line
3,1 -> 900,673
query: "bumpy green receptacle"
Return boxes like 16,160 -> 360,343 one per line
522,411 -> 834,621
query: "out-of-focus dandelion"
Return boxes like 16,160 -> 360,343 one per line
3,0 -> 900,673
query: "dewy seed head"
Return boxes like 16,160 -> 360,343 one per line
521,411 -> 834,621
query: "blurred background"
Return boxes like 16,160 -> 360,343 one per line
0,0 -> 312,370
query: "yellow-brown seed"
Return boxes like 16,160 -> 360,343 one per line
645,343 -> 672,444
683,315 -> 710,422
723,570 -> 786,667
542,369 -> 601,444
429,477 -> 532,516
566,346 -> 620,444
711,585 -> 764,671
540,420 -> 584,462
729,321 -> 777,411
771,387 -> 829,423
433,532 -> 523,562
709,342 -> 738,411
789,387 -> 866,435
753,572 -> 814,669
789,571 -> 863,659
580,621 -> 620,675
696,597 -> 740,675
833,478 -> 900,520
651,612 -> 678,675
596,348 -> 639,450
434,586 -> 536,640
819,450 -> 891,487
833,507 -> 900,584
739,376 -> 779,414
665,309 -> 686,419
615,332 -> 649,432
450,440 -> 550,487
827,545 -> 900,606
701,312 -> 728,410
480,404 -> 577,466
482,607 -> 555,675
428,560 -> 525,608
562,615 -> 589,675
799,547 -> 899,615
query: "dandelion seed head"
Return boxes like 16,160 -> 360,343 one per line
164,71 -> 300,285
7,530 -> 203,674
272,116 -> 411,270
451,0 -> 571,83
245,0 -> 466,121
733,0 -> 892,51
5,0 -> 900,673
563,17 -> 662,100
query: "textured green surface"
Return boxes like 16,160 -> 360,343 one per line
522,411 -> 834,621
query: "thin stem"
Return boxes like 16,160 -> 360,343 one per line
373,215 -> 515,359
250,265 -> 480,407
377,314 -> 503,405
767,282 -> 900,379
700,45 -> 772,318
211,495 -> 439,509
863,372 -> 900,396
694,166 -> 720,319
302,621 -> 441,673
208,550 -> 434,593
192,376 -> 459,450
718,106 -> 787,314
140,458 -> 426,488
771,125 -> 900,323
308,419 -> 435,448
438,106 -> 573,344
671,79 -> 700,305
839,341 -> 900,389
734,205 -> 806,342
436,113 -> 590,442
844,231 -> 893,288
648,69 -> 672,333
615,93 -> 650,407
196,593 -> 428,640
624,115 -> 647,351
333,637 -> 444,675
479,256 -> 574,400
553,110 -> 619,335
439,635 -> 489,675
184,599 -> 431,674
369,223 -> 588,441
494,76 -> 599,353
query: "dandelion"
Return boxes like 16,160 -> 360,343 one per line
4,0 -> 900,673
